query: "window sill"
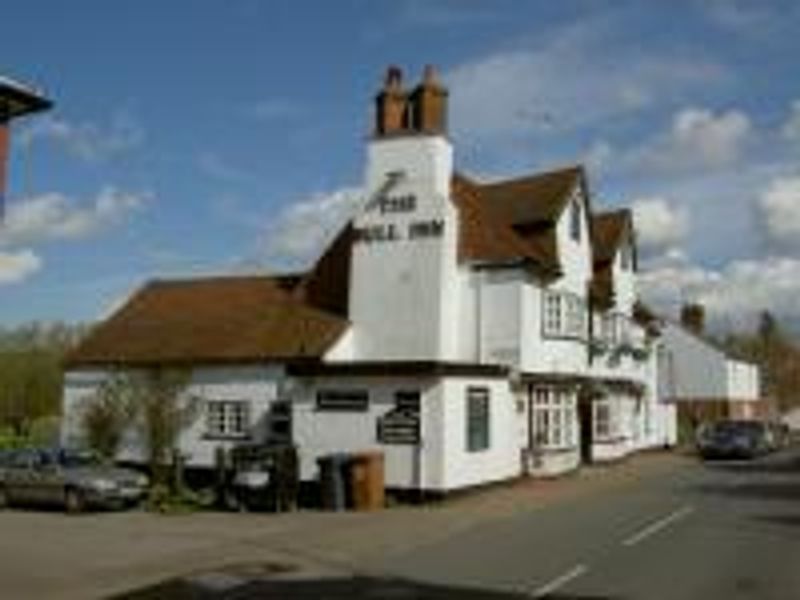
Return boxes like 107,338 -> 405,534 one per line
533,445 -> 577,454
541,333 -> 589,344
593,436 -> 628,445
202,434 -> 251,442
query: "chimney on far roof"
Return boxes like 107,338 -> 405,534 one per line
681,303 -> 705,335
374,66 -> 408,136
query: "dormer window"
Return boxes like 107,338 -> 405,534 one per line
570,198 -> 581,242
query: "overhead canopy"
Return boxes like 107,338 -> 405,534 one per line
0,75 -> 53,120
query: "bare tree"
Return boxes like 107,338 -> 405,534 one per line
125,368 -> 198,490
80,375 -> 136,462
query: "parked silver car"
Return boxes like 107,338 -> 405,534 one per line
0,448 -> 148,513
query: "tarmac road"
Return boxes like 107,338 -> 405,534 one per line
364,446 -> 800,599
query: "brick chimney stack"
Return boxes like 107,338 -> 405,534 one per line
374,66 -> 408,136
681,303 -> 705,336
374,65 -> 448,138
409,65 -> 448,134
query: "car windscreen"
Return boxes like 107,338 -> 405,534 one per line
711,421 -> 763,436
58,450 -> 99,468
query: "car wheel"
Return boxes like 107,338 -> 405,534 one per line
0,486 -> 8,509
65,488 -> 86,515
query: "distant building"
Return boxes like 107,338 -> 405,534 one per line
62,65 -> 676,493
658,304 -> 762,429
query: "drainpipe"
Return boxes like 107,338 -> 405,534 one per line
476,270 -> 484,363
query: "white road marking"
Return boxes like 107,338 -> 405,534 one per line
622,505 -> 695,548
530,564 -> 589,598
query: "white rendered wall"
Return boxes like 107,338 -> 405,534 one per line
348,135 -> 460,362
479,269 -> 523,367
62,365 -> 283,468
438,377 -> 520,490
726,359 -> 760,401
292,376 -> 519,492
658,323 -> 728,401
612,241 -> 637,316
521,189 -> 592,375
292,377 -> 442,489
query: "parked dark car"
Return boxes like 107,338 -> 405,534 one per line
0,448 -> 148,513
696,420 -> 772,460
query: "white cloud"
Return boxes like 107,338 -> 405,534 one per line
703,0 -> 795,40
782,99 -> 800,142
260,187 -> 363,266
197,152 -> 258,185
631,198 -> 689,253
446,19 -> 726,144
0,249 -> 42,285
0,187 -> 148,247
18,113 -> 145,162
626,108 -> 752,175
758,175 -> 800,247
640,251 -> 800,326
250,99 -> 301,121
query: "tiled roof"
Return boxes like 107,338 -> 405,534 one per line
478,165 -> 583,225
65,276 -> 347,367
293,224 -> 354,317
453,166 -> 586,275
591,210 -> 631,265
451,173 -> 553,270
589,210 -> 633,309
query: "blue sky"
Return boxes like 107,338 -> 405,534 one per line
1,1 -> 799,328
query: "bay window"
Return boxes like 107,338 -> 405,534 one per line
532,387 -> 576,449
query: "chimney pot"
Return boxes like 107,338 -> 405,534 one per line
681,303 -> 705,335
384,66 -> 403,89
423,64 -> 438,85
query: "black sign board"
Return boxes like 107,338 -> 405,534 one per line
377,409 -> 420,445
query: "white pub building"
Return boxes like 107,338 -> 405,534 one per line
62,66 -> 677,493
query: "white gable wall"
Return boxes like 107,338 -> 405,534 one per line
522,185 -> 592,375
658,323 -> 728,401
726,359 -> 760,401
611,238 -> 636,316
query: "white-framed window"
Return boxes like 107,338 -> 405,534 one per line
566,295 -> 585,337
206,400 -> 250,439
544,292 -> 563,336
543,291 -> 586,339
570,198 -> 582,242
532,387 -> 576,449
600,313 -> 617,344
599,313 -> 633,346
316,389 -> 369,411
593,398 -> 617,440
466,387 -> 491,452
